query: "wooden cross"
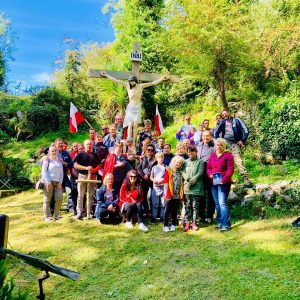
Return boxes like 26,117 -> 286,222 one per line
89,42 -> 180,83
76,172 -> 101,220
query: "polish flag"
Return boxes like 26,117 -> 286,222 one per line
69,102 -> 86,133
154,104 -> 165,136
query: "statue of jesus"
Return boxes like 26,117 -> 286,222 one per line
100,71 -> 169,145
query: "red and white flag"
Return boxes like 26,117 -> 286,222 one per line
154,104 -> 165,136
69,102 -> 86,133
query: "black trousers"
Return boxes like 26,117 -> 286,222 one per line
203,164 -> 215,219
99,207 -> 122,224
123,202 -> 143,223
164,198 -> 180,226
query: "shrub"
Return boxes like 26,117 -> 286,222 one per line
259,95 -> 300,159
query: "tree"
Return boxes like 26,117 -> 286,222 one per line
160,0 -> 260,108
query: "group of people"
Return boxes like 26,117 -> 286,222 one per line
39,109 -> 249,233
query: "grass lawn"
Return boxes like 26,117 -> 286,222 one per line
0,190 -> 299,299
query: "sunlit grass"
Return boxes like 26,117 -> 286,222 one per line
0,190 -> 299,299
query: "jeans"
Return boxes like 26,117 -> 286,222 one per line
151,189 -> 165,220
211,183 -> 231,228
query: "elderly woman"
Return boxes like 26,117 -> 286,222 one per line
207,138 -> 234,231
95,173 -> 120,224
41,145 -> 64,221
119,170 -> 148,232
175,142 -> 189,160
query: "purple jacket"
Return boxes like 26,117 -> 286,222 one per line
206,152 -> 234,184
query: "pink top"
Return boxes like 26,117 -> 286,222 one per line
206,151 -> 234,184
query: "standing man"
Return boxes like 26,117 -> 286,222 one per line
214,109 -> 250,183
175,115 -> 196,142
74,139 -> 101,219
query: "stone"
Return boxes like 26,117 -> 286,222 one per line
245,188 -> 256,196
228,192 -> 239,205
241,195 -> 256,206
270,181 -> 292,193
255,184 -> 269,193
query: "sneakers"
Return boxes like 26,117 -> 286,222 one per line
215,224 -> 222,229
138,223 -> 149,232
183,222 -> 190,232
192,221 -> 199,231
163,226 -> 170,232
44,217 -> 52,222
75,214 -> 83,220
220,226 -> 231,232
54,215 -> 62,220
206,218 -> 213,225
170,225 -> 176,232
125,221 -> 133,229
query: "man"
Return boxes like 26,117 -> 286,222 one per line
115,113 -> 124,139
212,115 -> 223,138
102,125 -> 109,137
74,139 -> 101,219
175,115 -> 196,142
55,138 -> 74,213
155,137 -> 165,153
103,124 -> 121,153
89,128 -> 96,143
101,71 -> 169,147
214,109 -> 250,183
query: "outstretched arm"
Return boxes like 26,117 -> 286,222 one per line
100,71 -> 127,88
140,75 -> 169,89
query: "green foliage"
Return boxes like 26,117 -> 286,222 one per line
0,261 -> 28,300
259,91 -> 300,159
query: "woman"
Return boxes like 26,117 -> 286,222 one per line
175,142 -> 189,160
95,173 -> 120,224
119,170 -> 149,232
103,142 -> 130,194
41,145 -> 64,221
194,119 -> 213,145
207,138 -> 234,231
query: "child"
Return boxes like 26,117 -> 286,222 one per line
150,152 -> 166,223
163,156 -> 185,232
182,145 -> 205,232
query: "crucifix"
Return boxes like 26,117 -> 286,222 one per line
76,172 -> 101,220
89,42 -> 180,146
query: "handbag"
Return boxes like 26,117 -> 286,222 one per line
35,179 -> 45,190
36,160 -> 49,190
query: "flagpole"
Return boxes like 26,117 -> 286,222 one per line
85,119 -> 93,128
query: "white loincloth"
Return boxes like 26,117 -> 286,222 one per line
123,102 -> 141,128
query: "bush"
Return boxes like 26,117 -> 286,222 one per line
259,95 -> 300,159
0,260 -> 28,300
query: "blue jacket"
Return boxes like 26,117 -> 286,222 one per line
214,117 -> 249,143
96,185 -> 119,208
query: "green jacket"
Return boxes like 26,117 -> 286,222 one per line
182,157 -> 204,196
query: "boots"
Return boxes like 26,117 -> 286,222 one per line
192,221 -> 199,231
183,222 -> 190,232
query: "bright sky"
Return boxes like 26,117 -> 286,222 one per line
0,0 -> 115,93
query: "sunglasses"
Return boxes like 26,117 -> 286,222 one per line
147,149 -> 154,152
130,176 -> 137,179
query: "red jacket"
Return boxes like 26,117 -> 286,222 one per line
206,151 -> 234,184
119,183 -> 143,209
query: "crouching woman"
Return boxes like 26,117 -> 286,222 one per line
119,170 -> 149,232
207,138 -> 234,231
95,173 -> 121,224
